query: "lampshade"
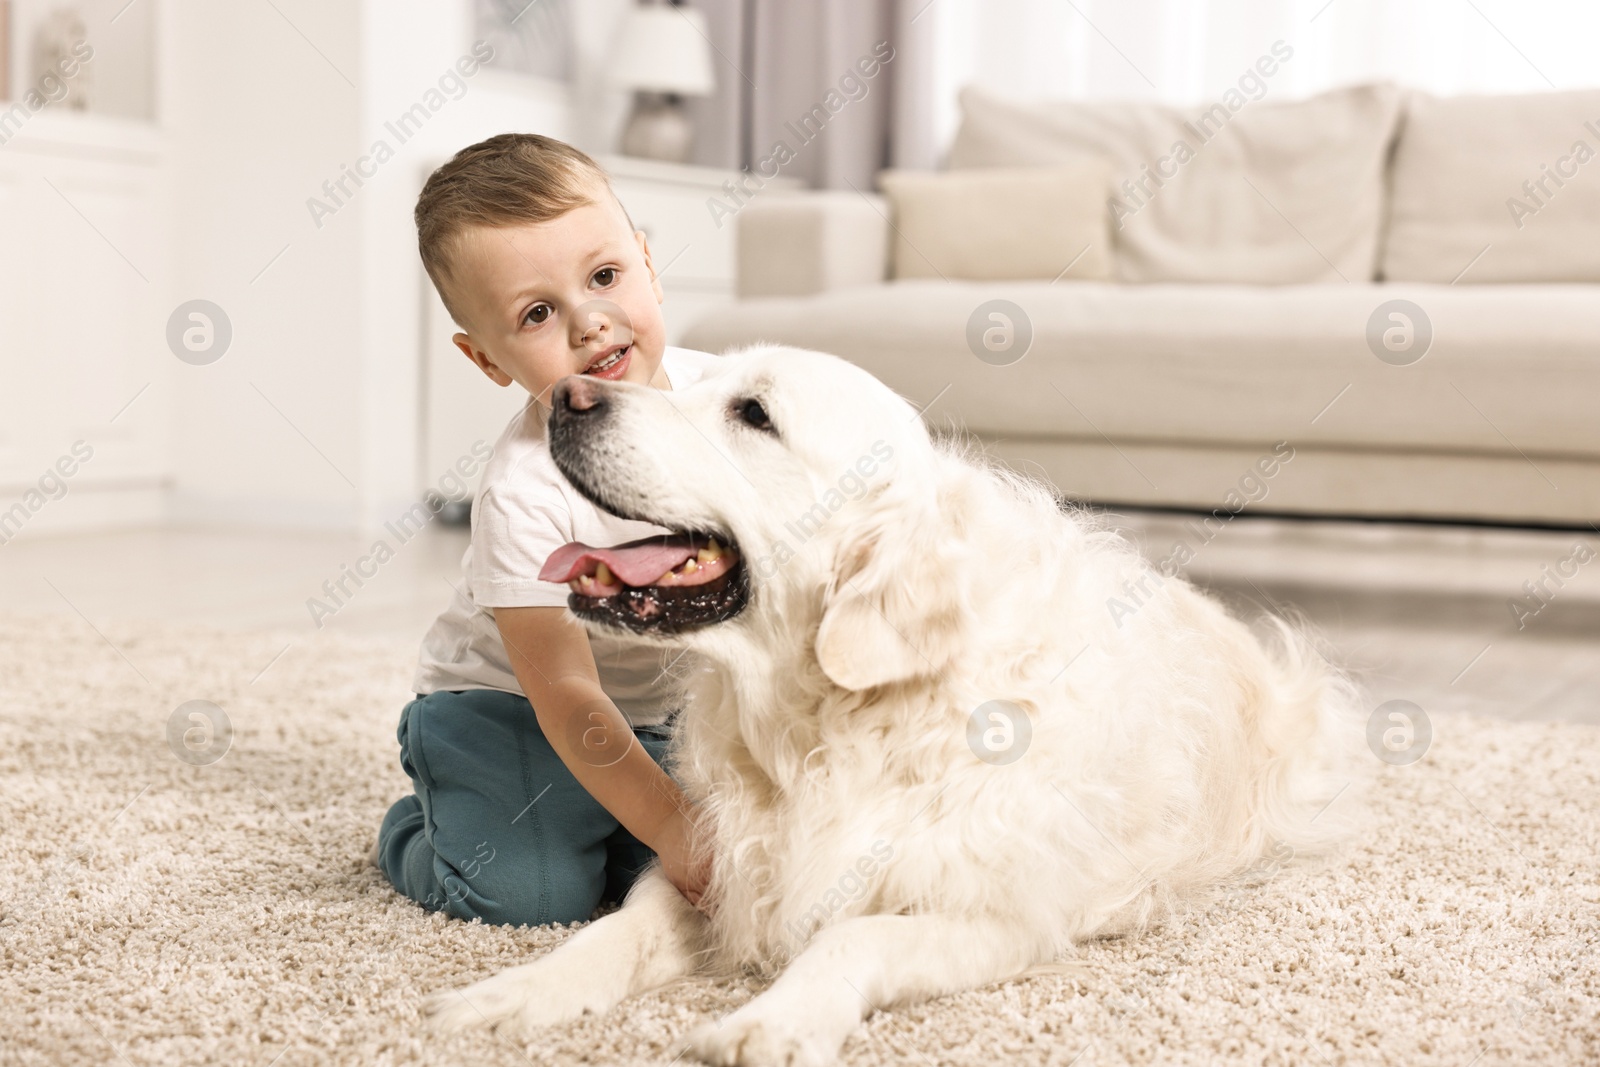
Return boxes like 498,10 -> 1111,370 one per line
613,4 -> 716,96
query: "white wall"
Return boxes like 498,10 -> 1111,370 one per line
0,2 -> 171,543
165,0 -> 366,530
163,0 -> 573,533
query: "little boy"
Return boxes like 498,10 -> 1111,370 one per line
375,133 -> 716,926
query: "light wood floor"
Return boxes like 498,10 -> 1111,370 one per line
2,511 -> 1595,725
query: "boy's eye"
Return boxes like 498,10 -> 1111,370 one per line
525,304 -> 552,326
592,267 -> 616,287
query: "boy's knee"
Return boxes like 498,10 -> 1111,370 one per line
436,858 -> 603,927
378,809 -> 603,927
377,795 -> 437,904
380,793 -> 422,844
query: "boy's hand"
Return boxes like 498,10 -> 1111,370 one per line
493,605 -> 717,914
653,804 -> 715,914
496,607 -> 723,921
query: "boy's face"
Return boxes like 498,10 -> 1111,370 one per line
445,188 -> 670,408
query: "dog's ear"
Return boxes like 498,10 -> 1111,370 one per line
814,475 -> 966,692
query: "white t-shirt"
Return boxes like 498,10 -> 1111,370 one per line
412,345 -> 727,727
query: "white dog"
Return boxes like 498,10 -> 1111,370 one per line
425,345 -> 1358,1065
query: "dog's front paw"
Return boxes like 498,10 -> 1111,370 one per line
684,1009 -> 834,1067
422,960 -> 616,1036
422,986 -> 496,1034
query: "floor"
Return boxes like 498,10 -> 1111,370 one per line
1110,510 -> 1600,727
4,514 -> 1597,1066
2,509 -> 1596,727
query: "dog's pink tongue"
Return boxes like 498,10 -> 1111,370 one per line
539,535 -> 699,585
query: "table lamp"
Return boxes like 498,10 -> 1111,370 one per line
614,0 -> 716,163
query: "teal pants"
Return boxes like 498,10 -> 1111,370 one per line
377,688 -> 676,927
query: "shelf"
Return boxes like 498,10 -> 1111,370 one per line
599,152 -> 803,193
0,107 -> 162,162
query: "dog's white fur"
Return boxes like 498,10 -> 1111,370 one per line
424,346 -> 1360,1065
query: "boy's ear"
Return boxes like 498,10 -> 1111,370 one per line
453,332 -> 514,387
635,230 -> 665,304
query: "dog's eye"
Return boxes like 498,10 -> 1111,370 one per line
735,397 -> 775,433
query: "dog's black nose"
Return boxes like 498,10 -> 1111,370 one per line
554,375 -> 606,416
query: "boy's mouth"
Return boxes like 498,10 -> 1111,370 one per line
583,343 -> 631,380
538,531 -> 747,633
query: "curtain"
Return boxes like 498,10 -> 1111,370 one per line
687,0 -> 936,187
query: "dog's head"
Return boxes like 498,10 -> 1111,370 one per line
541,345 -> 968,692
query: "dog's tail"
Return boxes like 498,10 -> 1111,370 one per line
1245,611 -> 1367,865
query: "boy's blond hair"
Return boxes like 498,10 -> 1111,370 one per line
415,133 -> 631,326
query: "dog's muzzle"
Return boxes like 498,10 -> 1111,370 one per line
542,374 -> 749,635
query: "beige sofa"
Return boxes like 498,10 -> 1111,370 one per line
683,84 -> 1600,527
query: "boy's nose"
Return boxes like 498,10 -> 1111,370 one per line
554,375 -> 605,415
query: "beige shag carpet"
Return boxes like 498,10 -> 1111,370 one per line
2,611 -> 1597,1067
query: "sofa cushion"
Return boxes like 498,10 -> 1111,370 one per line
876,165 -> 1113,281
945,83 -> 1403,285
1382,88 -> 1600,283
734,191 -> 891,298
682,281 -> 1600,458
